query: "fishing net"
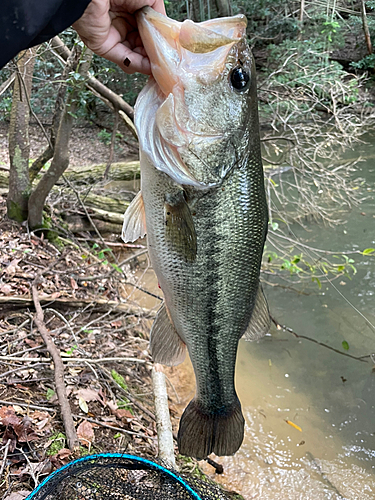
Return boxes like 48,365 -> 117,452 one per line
25,453 -> 231,500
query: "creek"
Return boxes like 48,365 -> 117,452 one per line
122,137 -> 375,499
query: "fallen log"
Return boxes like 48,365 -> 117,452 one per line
76,193 -> 130,213
59,161 -> 140,185
0,161 -> 140,190
62,216 -> 123,234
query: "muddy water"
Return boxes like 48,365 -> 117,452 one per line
125,140 -> 375,499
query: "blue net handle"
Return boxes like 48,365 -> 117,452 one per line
25,453 -> 202,500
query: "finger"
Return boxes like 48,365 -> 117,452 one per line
150,0 -> 166,15
104,42 -> 151,74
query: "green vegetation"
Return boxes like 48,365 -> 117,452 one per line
46,432 -> 67,455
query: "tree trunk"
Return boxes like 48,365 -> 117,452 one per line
28,47 -> 93,229
215,0 -> 232,17
29,43 -> 82,182
188,0 -> 201,21
360,0 -> 373,54
7,49 -> 36,222
298,0 -> 305,40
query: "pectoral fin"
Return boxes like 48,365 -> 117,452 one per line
165,191 -> 197,263
121,191 -> 147,243
150,304 -> 186,366
244,285 -> 271,341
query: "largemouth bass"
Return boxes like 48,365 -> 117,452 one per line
122,7 -> 270,459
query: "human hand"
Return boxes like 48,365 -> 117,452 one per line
73,0 -> 166,74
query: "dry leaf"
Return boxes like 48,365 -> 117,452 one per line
70,277 -> 78,290
4,259 -> 20,275
78,396 -> 89,414
77,420 -> 95,447
4,490 -> 30,500
0,283 -> 12,294
77,388 -> 100,403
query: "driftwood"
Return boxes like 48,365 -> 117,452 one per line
152,365 -> 176,468
63,216 -> 123,234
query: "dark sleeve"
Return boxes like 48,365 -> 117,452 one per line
0,0 -> 91,69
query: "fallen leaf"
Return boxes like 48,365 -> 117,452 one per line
0,406 -> 21,426
11,406 -> 25,415
0,283 -> 12,294
77,420 -> 95,447
4,259 -> 20,275
50,448 -> 72,467
285,420 -> 302,432
4,490 -> 30,500
3,428 -> 17,452
13,416 -> 39,442
70,277 -> 78,291
77,388 -> 100,403
115,409 -> 134,421
78,396 -> 89,414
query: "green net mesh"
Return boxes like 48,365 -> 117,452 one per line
25,453 -> 231,500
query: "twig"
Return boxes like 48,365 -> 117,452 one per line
271,316 -> 368,363
0,73 -> 16,96
104,111 -> 119,179
0,400 -> 55,413
72,415 -> 153,440
100,366 -> 156,421
0,295 -> 155,317
62,174 -> 112,257
205,457 -> 224,474
45,308 -> 80,343
31,278 -> 79,451
152,365 -> 176,468
0,363 -> 49,380
18,447 -> 38,487
0,440 -> 11,481
0,355 -> 145,364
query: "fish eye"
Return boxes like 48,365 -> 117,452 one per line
230,67 -> 250,92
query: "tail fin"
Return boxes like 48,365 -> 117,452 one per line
177,398 -> 244,460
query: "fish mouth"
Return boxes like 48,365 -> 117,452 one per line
136,7 -> 247,96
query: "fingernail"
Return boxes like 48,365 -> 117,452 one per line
123,58 -> 131,67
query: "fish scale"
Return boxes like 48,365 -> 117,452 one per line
122,7 -> 270,459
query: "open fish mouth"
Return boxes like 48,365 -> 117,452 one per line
137,7 -> 247,97
134,7 -> 254,188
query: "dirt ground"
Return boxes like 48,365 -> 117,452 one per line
0,116 -> 244,499
0,194 -> 161,498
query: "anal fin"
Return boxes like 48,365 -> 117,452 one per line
244,285 -> 271,341
150,304 -> 186,366
122,191 -> 146,243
